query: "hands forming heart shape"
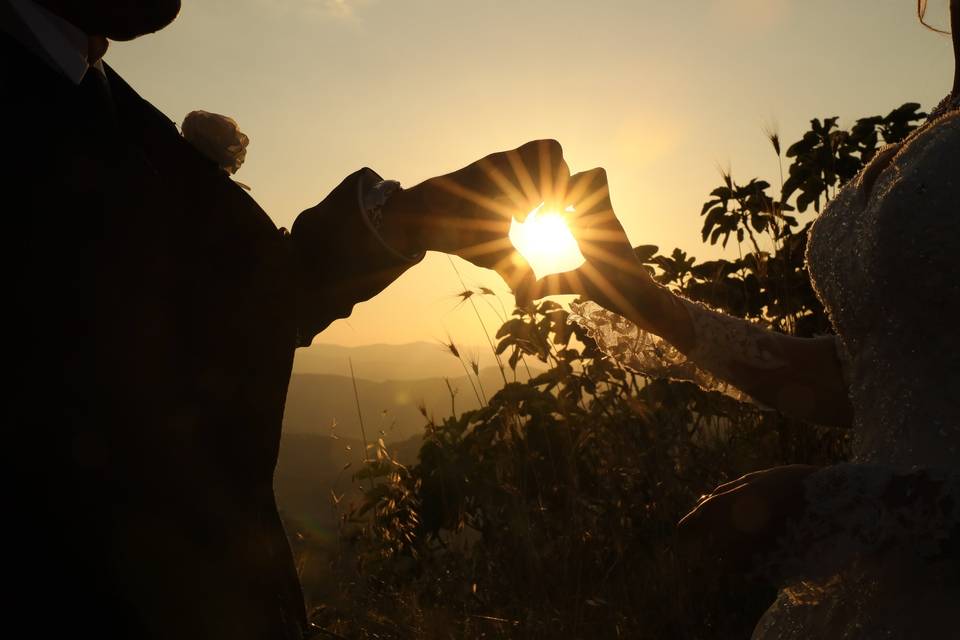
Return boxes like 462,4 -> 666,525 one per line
408,139 -> 654,320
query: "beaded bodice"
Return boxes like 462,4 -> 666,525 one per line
804,108 -> 960,468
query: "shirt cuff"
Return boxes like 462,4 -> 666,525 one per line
356,167 -> 425,264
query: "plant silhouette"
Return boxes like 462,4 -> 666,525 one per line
295,103 -> 928,639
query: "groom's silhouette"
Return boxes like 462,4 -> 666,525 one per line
1,2 -> 573,635
1,2 -> 575,639
2,2 -> 423,639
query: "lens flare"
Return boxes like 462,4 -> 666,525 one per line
509,204 -> 586,280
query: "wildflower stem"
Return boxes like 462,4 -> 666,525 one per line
348,357 -> 375,491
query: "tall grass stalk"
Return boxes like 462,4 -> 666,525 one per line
446,255 -> 509,385
477,287 -> 535,381
348,357 -> 374,490
442,335 -> 485,406
444,377 -> 458,418
467,350 -> 488,403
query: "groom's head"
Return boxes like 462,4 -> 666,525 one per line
37,0 -> 182,41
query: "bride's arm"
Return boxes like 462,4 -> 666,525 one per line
549,264 -> 855,429
523,168 -> 854,427
604,277 -> 854,428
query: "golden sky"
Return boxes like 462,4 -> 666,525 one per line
109,0 -> 953,354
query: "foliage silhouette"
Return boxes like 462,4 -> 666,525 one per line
293,103 -> 927,639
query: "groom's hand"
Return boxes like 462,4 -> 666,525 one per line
392,139 -> 571,291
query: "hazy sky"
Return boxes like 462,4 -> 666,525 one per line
109,0 -> 953,357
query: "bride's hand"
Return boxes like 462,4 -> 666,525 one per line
515,168 -> 660,328
677,465 -> 819,576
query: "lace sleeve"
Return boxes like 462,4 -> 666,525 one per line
677,297 -> 789,379
569,297 -> 794,407
759,464 -> 960,584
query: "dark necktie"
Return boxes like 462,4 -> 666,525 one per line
77,67 -> 117,129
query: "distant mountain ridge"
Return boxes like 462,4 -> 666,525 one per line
285,341 -> 541,442
283,366 -> 533,443
292,340 -> 490,381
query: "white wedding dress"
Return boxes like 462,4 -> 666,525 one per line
573,97 -> 959,638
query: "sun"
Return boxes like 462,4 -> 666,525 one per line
509,204 -> 586,280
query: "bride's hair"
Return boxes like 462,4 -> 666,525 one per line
918,0 -> 951,33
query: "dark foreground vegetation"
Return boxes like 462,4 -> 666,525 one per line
280,103 -> 928,639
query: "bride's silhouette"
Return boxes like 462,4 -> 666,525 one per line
526,2 -> 959,636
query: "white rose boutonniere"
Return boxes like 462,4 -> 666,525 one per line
181,110 -> 251,189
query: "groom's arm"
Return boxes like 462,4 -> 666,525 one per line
289,140 -> 573,346
288,167 -> 425,347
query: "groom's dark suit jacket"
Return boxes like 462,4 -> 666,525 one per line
2,6 -> 415,639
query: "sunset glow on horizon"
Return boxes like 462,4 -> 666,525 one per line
109,0 -> 953,350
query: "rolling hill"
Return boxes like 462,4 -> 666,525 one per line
292,340 -> 487,381
283,366 -> 533,442
284,341 -> 540,442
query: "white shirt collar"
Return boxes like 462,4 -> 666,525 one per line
8,0 -> 105,84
